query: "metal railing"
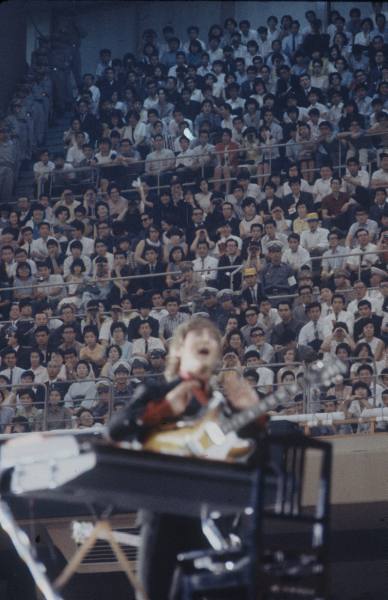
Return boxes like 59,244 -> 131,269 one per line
37,127 -> 386,200
0,360 -> 384,437
0,248 -> 385,300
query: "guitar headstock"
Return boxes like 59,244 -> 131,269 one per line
267,356 -> 348,410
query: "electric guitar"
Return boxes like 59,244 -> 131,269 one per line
142,358 -> 345,461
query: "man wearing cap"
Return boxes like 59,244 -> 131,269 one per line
332,270 -> 354,304
215,289 -> 237,330
179,263 -> 202,305
241,306 -> 260,344
148,349 -> 167,385
242,267 -> 261,305
261,244 -> 297,296
197,287 -> 219,321
92,381 -> 112,423
300,214 -> 329,254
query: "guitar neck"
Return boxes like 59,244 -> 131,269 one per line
219,355 -> 347,435
220,394 -> 278,434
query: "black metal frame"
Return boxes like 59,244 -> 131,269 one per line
172,433 -> 332,600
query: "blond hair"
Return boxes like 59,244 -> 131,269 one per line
165,317 -> 222,381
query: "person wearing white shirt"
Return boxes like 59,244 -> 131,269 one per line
66,235 -> 94,257
245,348 -> 274,393
122,116 -> 147,148
261,223 -> 288,256
321,231 -> 347,277
92,249 -> 114,276
312,171 -> 333,205
354,29 -> 373,48
345,211 -> 379,248
175,137 -> 195,169
149,308 -> 169,323
239,21 -> 259,45
345,229 -> 379,274
33,151 -> 55,183
9,256 -> 37,278
168,113 -> 193,139
371,152 -> 388,189
63,252 -> 92,278
257,34 -> 272,59
298,302 -> 326,349
342,158 -> 370,196
193,242 -> 219,284
132,334 -> 165,357
182,27 -> 206,53
31,235 -> 57,260
266,20 -> 280,44
191,132 -> 215,171
282,233 -> 311,272
347,280 -> 382,318
282,26 -> 304,58
145,135 -> 175,175
208,41 -> 224,64
300,215 -> 329,253
256,365 -> 274,394
322,293 -> 354,338
66,143 -> 86,167
82,75 -> 100,115
0,349 -> 25,385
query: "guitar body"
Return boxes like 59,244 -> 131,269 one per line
143,407 -> 254,461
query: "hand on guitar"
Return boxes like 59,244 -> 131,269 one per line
221,369 -> 259,410
165,380 -> 201,416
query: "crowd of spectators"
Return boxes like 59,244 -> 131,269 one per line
0,4 -> 388,435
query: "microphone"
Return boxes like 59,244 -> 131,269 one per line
107,377 -> 182,442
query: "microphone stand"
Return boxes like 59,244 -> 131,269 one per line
0,499 -> 63,600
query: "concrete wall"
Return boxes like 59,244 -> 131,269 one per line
0,1 -> 27,113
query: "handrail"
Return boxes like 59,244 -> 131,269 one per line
40,126 -> 388,175
0,360 -> 383,435
0,263 -> 239,294
37,129 -> 382,201
0,248 -> 385,296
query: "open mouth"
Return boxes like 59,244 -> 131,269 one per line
197,348 -> 210,356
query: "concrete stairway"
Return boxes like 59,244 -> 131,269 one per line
13,112 -> 71,201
